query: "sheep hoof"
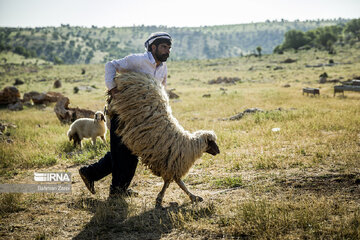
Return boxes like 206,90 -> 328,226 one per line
190,195 -> 203,203
155,201 -> 164,209
156,204 -> 165,210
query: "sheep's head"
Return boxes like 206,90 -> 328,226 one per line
94,111 -> 106,122
206,139 -> 220,155
194,130 -> 220,156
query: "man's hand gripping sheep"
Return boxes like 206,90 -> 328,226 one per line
109,72 -> 220,207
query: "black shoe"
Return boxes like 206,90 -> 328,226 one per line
79,167 -> 95,194
109,186 -> 138,198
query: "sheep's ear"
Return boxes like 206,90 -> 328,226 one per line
101,114 -> 106,122
206,140 -> 220,155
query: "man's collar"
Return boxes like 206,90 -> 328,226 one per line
146,51 -> 163,67
146,51 -> 156,65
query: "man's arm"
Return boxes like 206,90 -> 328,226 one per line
105,57 -> 133,95
105,61 -> 118,91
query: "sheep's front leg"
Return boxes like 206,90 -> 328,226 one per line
175,178 -> 203,203
77,139 -> 82,149
100,135 -> 106,143
156,180 -> 170,208
91,136 -> 97,145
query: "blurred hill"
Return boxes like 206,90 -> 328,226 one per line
0,19 -> 351,64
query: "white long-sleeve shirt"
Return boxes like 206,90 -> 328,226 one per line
105,51 -> 168,90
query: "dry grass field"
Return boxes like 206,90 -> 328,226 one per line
0,44 -> 360,239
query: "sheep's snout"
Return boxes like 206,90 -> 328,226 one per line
206,140 -> 220,155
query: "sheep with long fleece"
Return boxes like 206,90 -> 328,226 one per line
67,111 -> 107,148
109,72 -> 220,207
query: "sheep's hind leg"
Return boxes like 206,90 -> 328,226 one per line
156,180 -> 170,208
175,178 -> 203,203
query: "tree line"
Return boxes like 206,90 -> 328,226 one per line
0,19 -> 354,64
274,18 -> 360,54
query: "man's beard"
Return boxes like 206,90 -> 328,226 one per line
155,49 -> 169,62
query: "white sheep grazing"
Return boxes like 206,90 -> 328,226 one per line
67,111 -> 107,148
109,72 -> 220,207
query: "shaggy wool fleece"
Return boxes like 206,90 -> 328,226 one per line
109,72 -> 216,181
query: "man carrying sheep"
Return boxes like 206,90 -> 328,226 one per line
79,32 -> 172,197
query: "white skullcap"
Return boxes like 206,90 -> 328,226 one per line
144,32 -> 172,51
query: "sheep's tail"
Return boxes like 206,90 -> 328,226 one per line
67,130 -> 81,144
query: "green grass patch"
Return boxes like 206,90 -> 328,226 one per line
217,197 -> 360,239
213,176 -> 243,188
0,193 -> 25,216
57,140 -> 109,165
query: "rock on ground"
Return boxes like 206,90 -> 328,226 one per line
0,86 -> 20,105
54,97 -> 95,124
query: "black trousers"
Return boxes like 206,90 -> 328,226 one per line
84,114 -> 138,191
